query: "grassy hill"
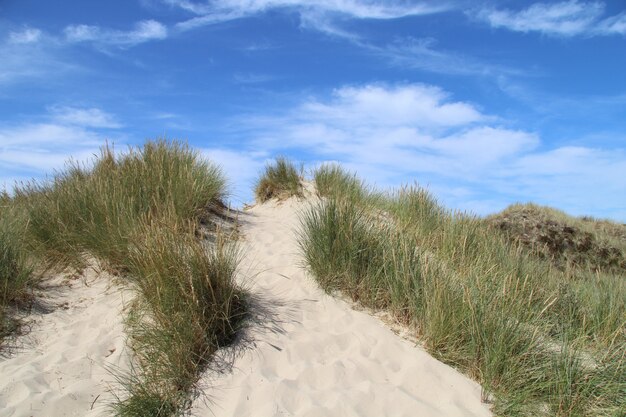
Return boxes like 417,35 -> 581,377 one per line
293,161 -> 625,417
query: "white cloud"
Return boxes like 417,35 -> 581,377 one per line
301,84 -> 484,128
49,106 -> 122,128
246,83 -> 521,177
8,27 -> 43,44
495,147 -> 626,217
226,83 -> 626,219
131,20 -> 169,42
172,0 -> 451,32
476,1 -> 626,37
0,107 -> 125,190
0,123 -> 103,175
64,24 -> 101,42
597,12 -> 626,35
64,19 -> 168,47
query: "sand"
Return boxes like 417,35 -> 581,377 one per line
191,193 -> 492,417
0,267 -> 132,417
1,191 -> 492,416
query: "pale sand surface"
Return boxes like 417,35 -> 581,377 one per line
191,193 -> 492,417
0,268 -> 131,417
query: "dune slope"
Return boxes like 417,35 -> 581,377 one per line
0,268 -> 131,417
192,195 -> 492,417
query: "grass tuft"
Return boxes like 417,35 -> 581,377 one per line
313,163 -> 366,202
254,157 -> 302,203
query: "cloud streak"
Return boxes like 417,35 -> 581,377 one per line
0,30 -> 79,86
49,106 -> 122,129
476,1 -> 626,37
169,0 -> 452,31
8,27 -> 43,44
64,19 -> 168,47
0,106 -> 124,189
369,37 -> 527,77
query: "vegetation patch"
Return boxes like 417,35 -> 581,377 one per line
254,157 -> 303,203
299,164 -> 625,417
0,199 -> 35,346
2,140 -> 246,416
487,203 -> 626,274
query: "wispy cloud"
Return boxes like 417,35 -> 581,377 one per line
2,19 -> 168,85
370,37 -> 527,77
170,0 -> 452,32
597,11 -> 626,35
0,106 -> 124,189
476,1 -> 626,37
8,27 -> 42,44
167,0 -> 516,78
0,29 -> 78,86
48,106 -> 123,129
228,83 -> 625,219
64,19 -> 168,47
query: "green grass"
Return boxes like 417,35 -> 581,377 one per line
4,140 -> 244,416
114,220 -> 245,415
0,198 -> 35,344
14,141 -> 227,272
254,157 -> 302,203
313,163 -> 366,202
299,164 -> 625,416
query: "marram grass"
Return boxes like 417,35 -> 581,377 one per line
0,200 -> 35,345
299,164 -> 625,417
4,140 -> 245,416
254,156 -> 303,202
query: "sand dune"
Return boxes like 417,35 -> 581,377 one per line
191,194 -> 492,417
0,268 -> 132,417
1,192 -> 492,416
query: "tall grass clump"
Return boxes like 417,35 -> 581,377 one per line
15,141 -> 227,271
0,199 -> 35,343
254,157 -> 302,203
313,163 -> 366,202
13,140 -> 244,416
299,167 -> 625,416
114,218 -> 245,416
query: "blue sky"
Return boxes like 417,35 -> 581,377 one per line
1,0 -> 625,220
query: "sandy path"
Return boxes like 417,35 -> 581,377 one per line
0,268 -> 131,417
192,196 -> 492,417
